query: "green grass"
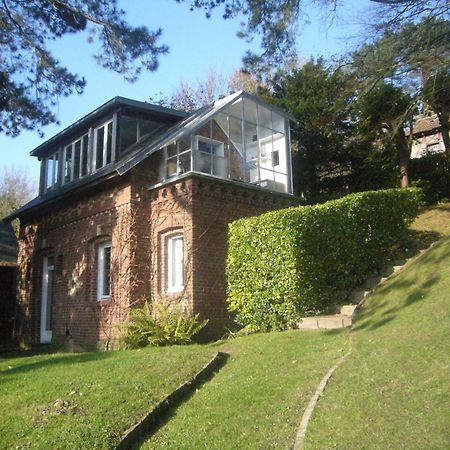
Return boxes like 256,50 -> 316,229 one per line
303,209 -> 450,449
411,202 -> 450,235
0,345 -> 215,449
140,330 -> 349,449
2,204 -> 449,449
141,204 -> 450,449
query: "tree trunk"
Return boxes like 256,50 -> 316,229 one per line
306,148 -> 319,198
436,110 -> 450,163
395,127 -> 410,188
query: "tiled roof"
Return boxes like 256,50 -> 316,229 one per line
410,114 -> 442,136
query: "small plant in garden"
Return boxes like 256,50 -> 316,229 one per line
118,302 -> 208,349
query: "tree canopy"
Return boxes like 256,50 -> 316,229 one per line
1,0 -> 448,137
0,0 -> 168,137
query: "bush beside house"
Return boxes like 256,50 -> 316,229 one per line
227,188 -> 422,331
410,153 -> 450,204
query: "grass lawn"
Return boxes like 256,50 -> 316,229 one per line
140,329 -> 349,449
0,345 -> 216,449
303,207 -> 450,449
1,204 -> 448,449
411,202 -> 450,235
141,204 -> 449,449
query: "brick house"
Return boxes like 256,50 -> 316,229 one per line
7,91 -> 298,348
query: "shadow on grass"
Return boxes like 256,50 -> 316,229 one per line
321,329 -> 347,337
130,352 -> 230,450
352,237 -> 448,333
0,351 -> 113,381
399,230 -> 441,259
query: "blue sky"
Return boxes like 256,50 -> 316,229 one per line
0,0 -> 370,188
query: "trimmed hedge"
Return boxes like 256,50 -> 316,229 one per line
226,188 -> 422,331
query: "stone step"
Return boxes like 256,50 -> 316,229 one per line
349,288 -> 371,305
299,311 -> 356,330
298,317 -> 319,330
317,315 -> 352,329
364,276 -> 382,289
340,304 -> 358,317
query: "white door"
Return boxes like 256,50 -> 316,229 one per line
40,255 -> 54,343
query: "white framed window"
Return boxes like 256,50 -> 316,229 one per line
97,241 -> 112,301
45,153 -> 59,190
62,133 -> 89,185
194,134 -> 227,177
426,142 -> 441,154
167,234 -> 184,293
195,135 -> 224,156
93,120 -> 114,171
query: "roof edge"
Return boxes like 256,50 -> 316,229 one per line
30,97 -> 188,157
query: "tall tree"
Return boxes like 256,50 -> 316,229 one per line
357,82 -> 416,187
271,59 -> 354,198
0,0 -> 168,137
350,17 -> 450,90
2,1 -> 447,138
185,1 -> 449,67
152,68 -> 261,112
0,166 -> 36,234
422,68 -> 450,161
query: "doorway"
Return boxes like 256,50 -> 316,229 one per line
40,255 -> 54,343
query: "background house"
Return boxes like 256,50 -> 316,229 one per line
410,114 -> 448,159
7,91 -> 298,348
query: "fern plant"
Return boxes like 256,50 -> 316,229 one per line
118,302 -> 208,349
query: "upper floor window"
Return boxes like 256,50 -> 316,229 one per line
45,152 -> 59,190
94,120 -> 114,171
194,134 -> 227,178
97,241 -> 112,301
164,136 -> 191,180
426,142 -> 441,154
63,133 -> 89,184
120,115 -> 165,152
185,97 -> 291,193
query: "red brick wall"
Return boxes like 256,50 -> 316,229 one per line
189,175 -> 299,338
18,177 -> 134,348
146,174 -> 299,339
147,177 -> 194,314
17,167 -> 299,347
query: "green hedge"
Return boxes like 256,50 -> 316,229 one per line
226,188 -> 422,331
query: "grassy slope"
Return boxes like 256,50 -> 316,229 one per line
2,205 -> 448,449
142,204 -> 450,450
141,330 -> 349,449
0,345 -> 215,449
304,205 -> 450,449
410,203 -> 450,235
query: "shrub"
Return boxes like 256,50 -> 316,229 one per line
118,302 -> 208,349
409,153 -> 450,204
226,188 -> 422,331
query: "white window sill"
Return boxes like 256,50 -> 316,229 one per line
166,286 -> 184,294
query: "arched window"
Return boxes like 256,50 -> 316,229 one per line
167,234 -> 184,293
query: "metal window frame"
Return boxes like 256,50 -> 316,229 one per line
97,241 -> 112,301
167,233 -> 184,293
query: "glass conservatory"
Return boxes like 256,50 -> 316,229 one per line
150,92 -> 294,194
39,91 -> 294,196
